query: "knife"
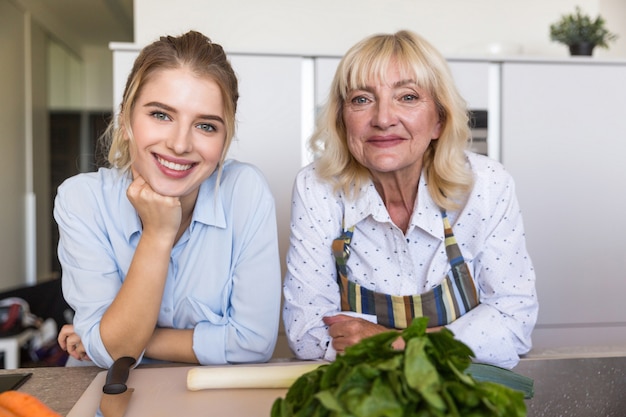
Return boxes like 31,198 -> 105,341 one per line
99,356 -> 136,417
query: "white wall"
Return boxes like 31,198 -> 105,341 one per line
48,41 -> 115,112
600,0 -> 626,56
133,0 -> 624,58
0,0 -> 53,290
82,45 -> 115,111
31,18 -> 52,288
0,0 -> 27,290
48,39 -> 83,110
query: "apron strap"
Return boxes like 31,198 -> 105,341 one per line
333,211 -> 479,329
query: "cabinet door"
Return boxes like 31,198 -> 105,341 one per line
447,60 -> 490,110
227,55 -> 306,359
314,57 -> 340,109
227,54 -> 305,272
501,62 -> 626,352
447,60 -> 494,158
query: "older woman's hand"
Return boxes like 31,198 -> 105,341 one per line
58,324 -> 90,361
323,314 -> 406,353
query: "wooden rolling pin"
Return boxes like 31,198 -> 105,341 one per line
187,362 -> 326,391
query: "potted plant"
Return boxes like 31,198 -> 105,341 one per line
549,6 -> 618,56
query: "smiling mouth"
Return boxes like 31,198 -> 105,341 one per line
367,137 -> 405,146
156,155 -> 194,171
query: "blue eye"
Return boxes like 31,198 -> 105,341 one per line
402,94 -> 418,102
351,96 -> 369,105
197,123 -> 216,133
150,111 -> 170,121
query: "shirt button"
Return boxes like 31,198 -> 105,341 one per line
164,307 -> 172,313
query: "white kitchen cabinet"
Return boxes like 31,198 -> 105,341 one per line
500,59 -> 626,353
314,57 -> 340,108
226,54 -> 306,268
447,60 -> 496,159
447,60 -> 491,110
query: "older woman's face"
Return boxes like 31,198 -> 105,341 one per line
342,62 -> 441,179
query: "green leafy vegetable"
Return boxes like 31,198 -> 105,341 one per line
271,317 -> 527,417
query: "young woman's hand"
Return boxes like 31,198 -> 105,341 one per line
57,324 -> 91,361
127,168 -> 182,243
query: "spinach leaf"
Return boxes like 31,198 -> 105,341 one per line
272,317 -> 528,417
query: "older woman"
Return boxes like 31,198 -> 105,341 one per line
282,30 -> 538,369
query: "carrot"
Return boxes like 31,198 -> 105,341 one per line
0,390 -> 61,417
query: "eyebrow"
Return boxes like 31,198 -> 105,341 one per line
143,101 -> 225,124
354,78 -> 418,92
392,79 -> 417,88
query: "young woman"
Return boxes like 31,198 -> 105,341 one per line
56,31 -> 281,368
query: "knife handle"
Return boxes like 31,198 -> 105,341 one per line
103,356 -> 136,394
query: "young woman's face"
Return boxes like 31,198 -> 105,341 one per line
342,61 -> 441,179
128,67 -> 226,198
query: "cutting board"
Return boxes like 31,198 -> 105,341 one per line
68,365 -> 289,417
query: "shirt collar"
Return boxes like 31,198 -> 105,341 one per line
343,181 -> 388,228
193,174 -> 227,228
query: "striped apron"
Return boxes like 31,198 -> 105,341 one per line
332,211 -> 479,329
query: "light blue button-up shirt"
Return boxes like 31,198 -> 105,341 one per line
54,160 -> 281,368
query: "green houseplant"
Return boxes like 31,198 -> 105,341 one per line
549,6 -> 618,56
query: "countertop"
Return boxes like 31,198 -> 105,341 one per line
515,355 -> 626,416
2,355 -> 626,416
0,365 -> 101,415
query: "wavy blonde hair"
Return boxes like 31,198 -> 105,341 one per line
310,30 -> 473,210
102,31 -> 239,178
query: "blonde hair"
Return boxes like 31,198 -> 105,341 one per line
103,31 -> 239,177
310,30 -> 473,210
